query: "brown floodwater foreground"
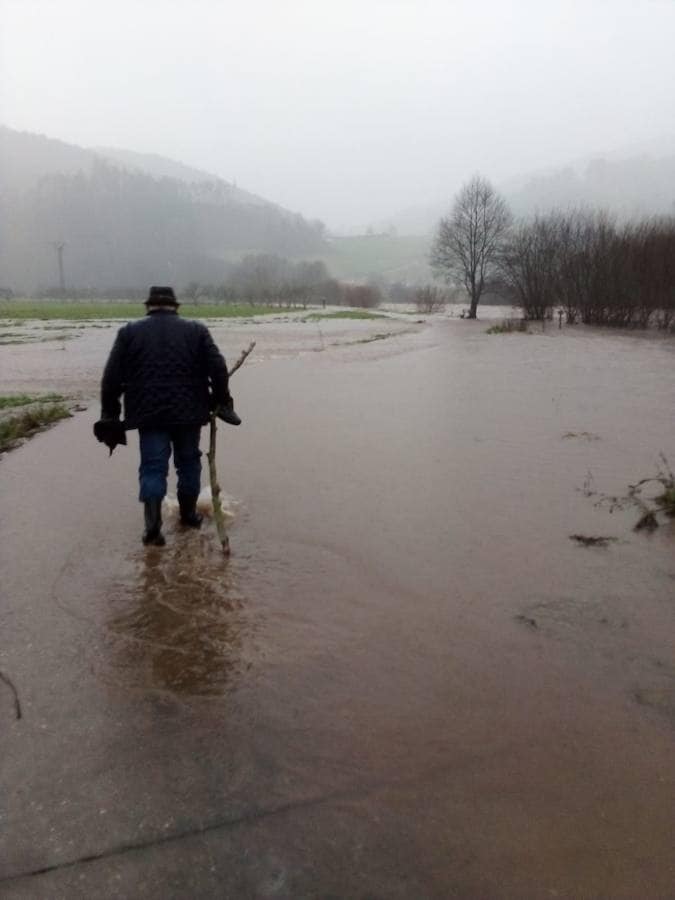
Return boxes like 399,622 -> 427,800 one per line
1,316 -> 674,898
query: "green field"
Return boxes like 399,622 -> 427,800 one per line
0,302 -> 293,321
321,234 -> 431,282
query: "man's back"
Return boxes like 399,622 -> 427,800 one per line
101,308 -> 228,429
96,286 -> 235,547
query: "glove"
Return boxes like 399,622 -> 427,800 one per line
215,398 -> 241,426
93,418 -> 127,455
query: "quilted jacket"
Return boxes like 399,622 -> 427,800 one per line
100,309 -> 230,429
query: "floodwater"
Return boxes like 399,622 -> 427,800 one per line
1,312 -> 674,898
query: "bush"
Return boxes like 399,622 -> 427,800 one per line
499,211 -> 675,328
342,283 -> 382,309
485,318 -> 528,334
415,285 -> 446,314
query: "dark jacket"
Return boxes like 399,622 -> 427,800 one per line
101,309 -> 230,429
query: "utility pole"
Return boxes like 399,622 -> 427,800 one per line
51,241 -> 66,295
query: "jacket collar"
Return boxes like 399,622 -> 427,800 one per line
146,307 -> 178,315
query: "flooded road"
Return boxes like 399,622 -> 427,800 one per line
1,315 -> 674,898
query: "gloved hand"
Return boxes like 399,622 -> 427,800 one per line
215,398 -> 241,426
93,418 -> 127,455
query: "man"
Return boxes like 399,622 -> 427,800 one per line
97,286 -> 240,546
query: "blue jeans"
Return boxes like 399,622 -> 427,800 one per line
138,426 -> 202,501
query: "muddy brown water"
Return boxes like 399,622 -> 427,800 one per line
1,315 -> 674,898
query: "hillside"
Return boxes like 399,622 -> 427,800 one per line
382,145 -> 675,236
321,234 -> 431,283
505,154 -> 675,218
0,126 -> 326,293
93,146 -> 270,208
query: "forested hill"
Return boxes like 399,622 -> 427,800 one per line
93,145 -> 271,208
0,126 -> 326,293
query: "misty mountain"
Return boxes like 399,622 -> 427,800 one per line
505,154 -> 675,219
0,126 -> 326,293
93,146 -> 270,208
382,147 -> 675,236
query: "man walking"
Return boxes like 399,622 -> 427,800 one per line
97,286 -> 240,546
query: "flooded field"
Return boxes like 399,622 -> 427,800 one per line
1,312 -> 674,898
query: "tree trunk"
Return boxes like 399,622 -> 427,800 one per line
468,289 -> 479,318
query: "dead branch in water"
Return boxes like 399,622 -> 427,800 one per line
208,341 -> 256,556
581,454 -> 675,532
0,670 -> 22,720
569,534 -> 618,548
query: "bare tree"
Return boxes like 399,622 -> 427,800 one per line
342,283 -> 382,308
499,213 -> 561,320
415,284 -> 446,314
431,175 -> 511,318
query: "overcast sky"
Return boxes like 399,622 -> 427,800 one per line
2,0 -> 674,229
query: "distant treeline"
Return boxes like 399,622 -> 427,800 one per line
500,212 -> 675,328
0,159 -> 326,292
29,253 -> 383,309
177,254 -> 383,309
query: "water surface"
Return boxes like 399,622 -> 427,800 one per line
1,316 -> 674,897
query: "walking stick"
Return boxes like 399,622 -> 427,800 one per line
208,341 -> 256,556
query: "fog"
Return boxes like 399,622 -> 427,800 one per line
1,0 -> 675,230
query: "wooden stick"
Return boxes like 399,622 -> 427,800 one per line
228,341 -> 256,377
208,341 -> 256,556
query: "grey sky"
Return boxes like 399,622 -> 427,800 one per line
2,0 -> 674,230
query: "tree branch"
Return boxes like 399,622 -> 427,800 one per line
208,341 -> 256,556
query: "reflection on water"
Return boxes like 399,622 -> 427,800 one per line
105,532 -> 252,696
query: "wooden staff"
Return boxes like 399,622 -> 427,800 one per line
207,341 -> 255,555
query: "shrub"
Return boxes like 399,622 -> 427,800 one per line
415,285 -> 446,314
485,318 -> 528,334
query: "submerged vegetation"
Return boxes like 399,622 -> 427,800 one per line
582,455 -> 675,531
569,534 -> 618,548
0,331 -> 78,344
0,404 -> 72,453
306,310 -> 388,321
486,319 -> 528,334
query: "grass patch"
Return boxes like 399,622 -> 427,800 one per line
486,319 -> 529,334
331,331 -> 405,346
0,393 -> 66,410
358,332 -> 395,343
0,302 -> 298,321
306,310 -> 389,321
562,431 -> 601,442
0,404 -> 72,453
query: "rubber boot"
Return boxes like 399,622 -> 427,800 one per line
142,497 -> 166,546
178,491 -> 203,528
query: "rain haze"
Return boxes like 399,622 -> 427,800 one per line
2,0 -> 675,229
